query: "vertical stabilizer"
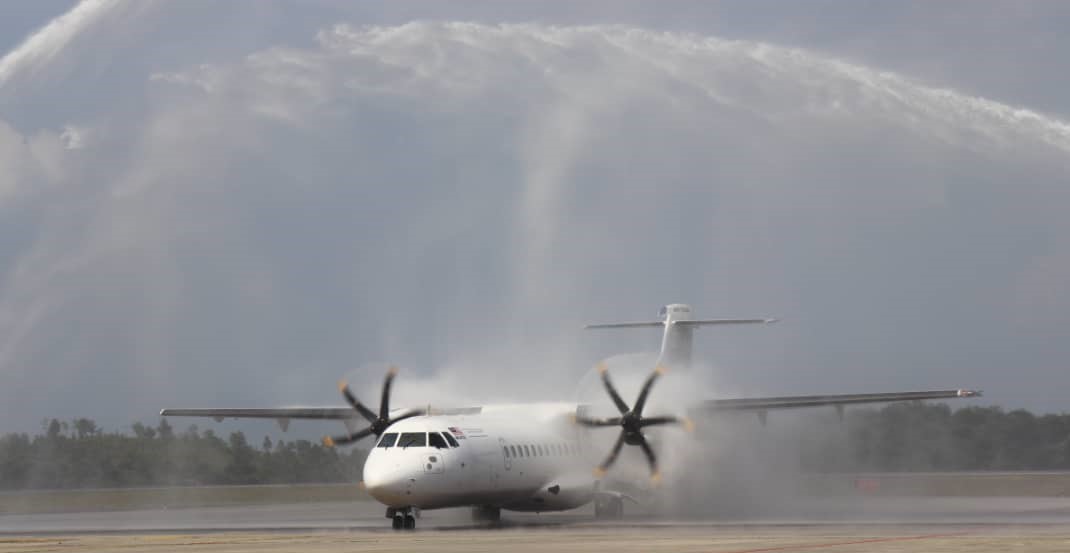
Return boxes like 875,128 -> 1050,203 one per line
585,304 -> 777,369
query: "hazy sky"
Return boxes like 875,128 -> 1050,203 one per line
1,1 -> 1068,435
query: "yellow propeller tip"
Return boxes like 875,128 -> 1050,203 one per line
322,436 -> 335,448
596,363 -> 608,374
358,481 -> 367,490
388,365 -> 399,375
650,471 -> 663,485
655,365 -> 668,375
593,467 -> 607,478
337,380 -> 348,392
682,418 -> 695,433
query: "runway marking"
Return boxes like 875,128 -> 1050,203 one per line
724,531 -> 971,553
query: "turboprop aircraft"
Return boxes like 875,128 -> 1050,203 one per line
161,303 -> 980,530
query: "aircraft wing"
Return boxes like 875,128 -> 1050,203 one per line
697,389 -> 981,414
158,407 -> 360,431
159,407 -> 355,420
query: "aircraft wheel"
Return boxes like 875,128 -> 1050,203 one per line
392,515 -> 404,530
403,514 -> 416,530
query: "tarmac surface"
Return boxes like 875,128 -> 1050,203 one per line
3,497 -> 1070,552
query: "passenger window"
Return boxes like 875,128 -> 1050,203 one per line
509,445 -> 517,457
377,433 -> 398,448
397,432 -> 426,448
429,432 -> 448,449
523,445 -> 531,457
441,432 -> 460,448
537,445 -> 544,456
503,446 -> 510,458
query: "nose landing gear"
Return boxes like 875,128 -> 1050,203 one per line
387,507 -> 418,530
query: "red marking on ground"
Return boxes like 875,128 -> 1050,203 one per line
724,531 -> 971,553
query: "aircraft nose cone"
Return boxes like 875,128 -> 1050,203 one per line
363,455 -> 417,506
364,472 -> 416,505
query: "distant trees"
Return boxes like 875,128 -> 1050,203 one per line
0,419 -> 365,490
3,403 -> 1070,490
795,404 -> 1070,472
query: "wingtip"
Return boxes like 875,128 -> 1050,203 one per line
765,318 -> 780,324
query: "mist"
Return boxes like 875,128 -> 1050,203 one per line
0,3 -> 1068,445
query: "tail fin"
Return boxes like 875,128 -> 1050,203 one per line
585,304 -> 776,368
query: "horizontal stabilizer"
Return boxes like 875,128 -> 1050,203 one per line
675,318 -> 778,326
585,321 -> 664,329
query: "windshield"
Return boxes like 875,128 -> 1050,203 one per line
376,433 -> 397,448
397,432 -> 426,448
428,432 -> 448,449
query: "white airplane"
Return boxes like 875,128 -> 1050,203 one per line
161,303 -> 980,530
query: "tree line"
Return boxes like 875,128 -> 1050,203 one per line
795,403 -> 1070,472
0,418 -> 366,490
2,403 -> 1070,490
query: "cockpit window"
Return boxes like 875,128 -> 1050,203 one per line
441,432 -> 460,448
397,432 -> 426,448
428,432 -> 448,449
376,433 -> 398,448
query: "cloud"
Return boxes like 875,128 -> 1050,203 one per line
0,15 -> 1068,434
0,0 -> 126,90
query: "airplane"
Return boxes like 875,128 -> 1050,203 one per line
161,303 -> 981,530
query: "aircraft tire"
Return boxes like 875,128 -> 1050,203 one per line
404,514 -> 416,530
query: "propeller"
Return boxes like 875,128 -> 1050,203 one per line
322,366 -> 424,447
574,362 -> 693,482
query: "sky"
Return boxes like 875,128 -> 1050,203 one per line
0,1 -> 1068,436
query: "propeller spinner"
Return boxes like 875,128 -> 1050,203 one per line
575,362 -> 693,482
322,366 -> 424,447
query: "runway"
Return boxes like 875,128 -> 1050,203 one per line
3,498 -> 1070,552
5,496 -> 1070,534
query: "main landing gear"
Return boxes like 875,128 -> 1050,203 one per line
471,505 -> 502,524
387,507 -> 417,530
594,495 -> 624,520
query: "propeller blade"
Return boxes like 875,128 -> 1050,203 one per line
594,431 -> 627,477
632,365 -> 667,416
338,380 -> 378,423
636,434 -> 659,479
574,415 -> 623,427
598,363 -> 631,415
386,409 -> 426,426
638,415 -> 680,428
379,366 -> 398,421
322,426 -> 376,448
